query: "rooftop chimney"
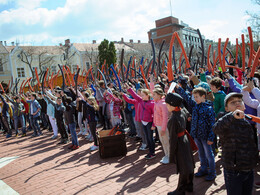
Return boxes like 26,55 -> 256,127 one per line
121,38 -> 124,43
138,40 -> 141,43
59,43 -> 62,46
11,42 -> 14,46
0,41 -> 2,45
4,41 -> 6,46
129,39 -> 133,43
92,40 -> 96,44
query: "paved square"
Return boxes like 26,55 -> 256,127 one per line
0,130 -> 259,195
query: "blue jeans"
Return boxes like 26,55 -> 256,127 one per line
69,123 -> 79,146
26,114 -> 32,130
194,138 -> 215,174
142,122 -> 155,155
40,113 -> 49,128
31,116 -> 42,135
224,169 -> 254,195
14,115 -> 26,134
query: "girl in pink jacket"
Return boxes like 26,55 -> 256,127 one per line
152,88 -> 170,164
122,89 -> 148,150
125,84 -> 155,160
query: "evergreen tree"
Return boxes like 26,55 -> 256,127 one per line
98,39 -> 117,69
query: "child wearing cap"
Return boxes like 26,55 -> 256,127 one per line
175,85 -> 216,181
165,92 -> 194,195
213,92 -> 258,195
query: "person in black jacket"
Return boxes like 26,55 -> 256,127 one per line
45,91 -> 68,144
165,93 -> 194,195
81,95 -> 99,151
63,96 -> 79,150
37,93 -> 49,130
213,92 -> 258,195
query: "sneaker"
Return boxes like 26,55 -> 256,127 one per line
71,145 -> 79,150
139,143 -> 148,151
145,153 -> 155,160
68,144 -> 74,149
205,173 -> 216,181
254,181 -> 260,188
51,135 -> 58,139
195,169 -> 208,177
63,139 -> 69,144
38,133 -> 43,136
77,131 -> 83,136
58,139 -> 64,144
15,134 -> 18,137
21,133 -> 26,137
82,131 -> 87,136
160,156 -> 169,164
31,133 -> 39,137
90,145 -> 98,151
85,134 -> 91,139
6,134 -> 12,138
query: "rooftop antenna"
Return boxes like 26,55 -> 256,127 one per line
170,0 -> 173,17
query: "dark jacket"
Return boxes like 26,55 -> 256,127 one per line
45,96 -> 65,121
213,112 -> 258,171
63,101 -> 76,125
82,100 -> 97,123
176,87 -> 215,142
37,98 -> 47,114
167,108 -> 194,174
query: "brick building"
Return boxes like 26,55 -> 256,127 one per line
148,16 -> 205,51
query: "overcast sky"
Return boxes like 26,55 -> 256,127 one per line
0,0 -> 258,46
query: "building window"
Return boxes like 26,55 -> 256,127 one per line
151,31 -> 157,38
51,66 -> 57,74
17,68 -> 25,78
0,58 -> 3,72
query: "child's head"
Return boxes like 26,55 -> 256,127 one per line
165,93 -> 183,112
210,77 -> 222,93
152,88 -> 164,101
87,96 -> 99,111
137,89 -> 142,96
14,96 -> 21,103
56,97 -> 62,105
224,92 -> 245,112
30,93 -> 37,100
98,80 -> 105,88
192,87 -> 206,104
141,89 -> 152,101
206,75 -> 212,85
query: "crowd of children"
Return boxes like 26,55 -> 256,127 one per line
0,66 -> 260,195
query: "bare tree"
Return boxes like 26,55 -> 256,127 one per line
245,0 -> 260,42
18,47 -> 34,79
59,45 -> 77,69
38,51 -> 55,75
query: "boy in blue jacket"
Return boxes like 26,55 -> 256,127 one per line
176,85 -> 216,181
